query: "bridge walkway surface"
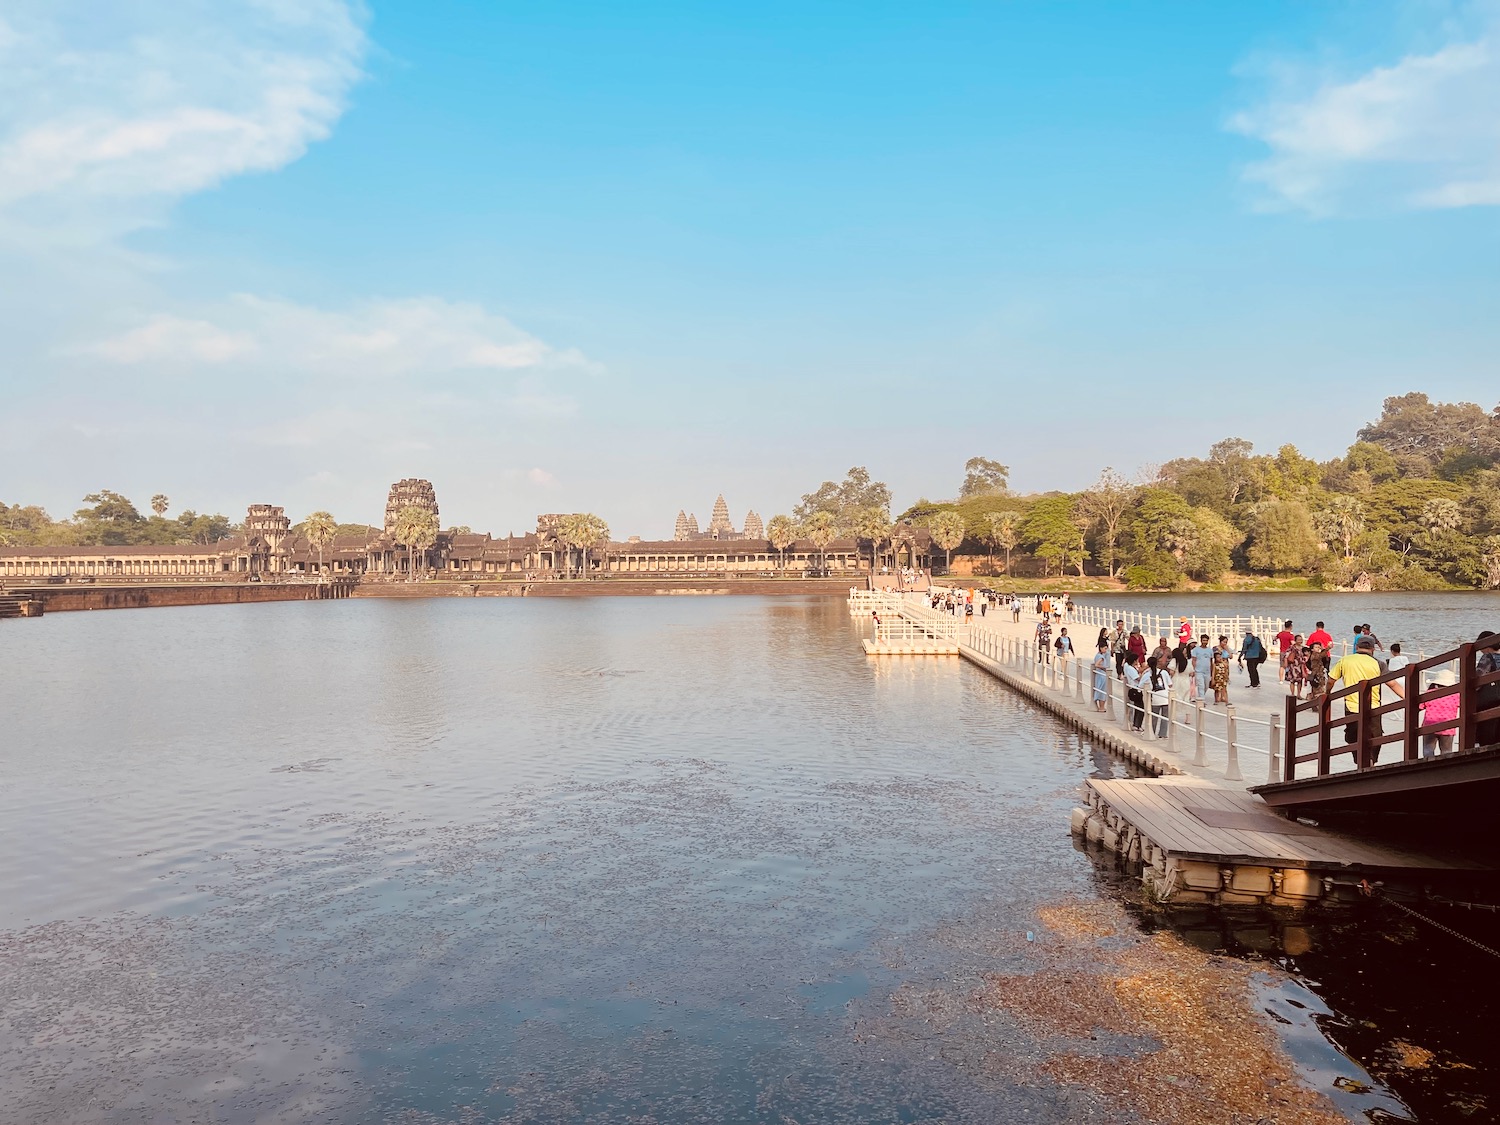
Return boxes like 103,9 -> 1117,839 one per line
849,592 -> 1497,909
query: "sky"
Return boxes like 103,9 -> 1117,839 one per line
2,0 -> 1498,539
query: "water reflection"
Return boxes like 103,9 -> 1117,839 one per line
0,595 -> 1488,1122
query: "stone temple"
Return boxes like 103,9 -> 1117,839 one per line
673,495 -> 763,541
385,479 -> 439,533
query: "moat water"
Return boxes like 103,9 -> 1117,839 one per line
2,595 -> 1496,1123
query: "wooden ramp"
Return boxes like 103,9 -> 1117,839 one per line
1082,776 -> 1495,907
1089,778 -> 1486,871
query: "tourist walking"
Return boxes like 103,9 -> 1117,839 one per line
1054,627 -> 1075,669
1035,618 -> 1053,664
1419,669 -> 1459,757
1307,621 -> 1334,654
1127,626 -> 1147,671
1091,643 -> 1110,712
1170,636 -> 1192,700
1239,629 -> 1266,688
1146,656 -> 1172,739
1190,634 -> 1213,702
1305,642 -> 1329,701
1385,642 -> 1409,698
1096,627 -> 1110,653
1123,653 -> 1146,732
1012,597 -> 1022,622
1327,636 -> 1384,757
1275,621 -> 1295,682
1284,641 -> 1308,700
1177,617 -> 1193,647
1211,636 -> 1231,705
1110,620 -> 1128,678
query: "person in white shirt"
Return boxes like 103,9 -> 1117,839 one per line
1145,655 -> 1173,739
1385,642 -> 1410,699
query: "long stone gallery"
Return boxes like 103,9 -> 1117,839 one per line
0,478 -> 923,587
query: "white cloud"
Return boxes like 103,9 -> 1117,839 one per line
1230,18 -> 1500,213
527,468 -> 555,485
79,295 -> 594,379
0,0 -> 367,238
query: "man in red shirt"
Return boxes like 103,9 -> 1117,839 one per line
1307,621 -> 1334,652
1275,620 -> 1295,682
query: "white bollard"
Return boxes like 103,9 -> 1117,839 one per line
1167,695 -> 1178,754
1225,704 -> 1243,782
1268,714 -> 1281,783
1193,702 -> 1206,767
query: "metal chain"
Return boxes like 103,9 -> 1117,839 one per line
1361,883 -> 1500,960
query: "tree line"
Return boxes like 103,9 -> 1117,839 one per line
902,393 -> 1500,590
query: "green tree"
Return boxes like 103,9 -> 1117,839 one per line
392,505 -> 439,582
303,510 -> 337,576
1021,496 -> 1079,578
803,511 -> 837,573
928,510 -> 966,570
1313,496 -> 1365,559
793,467 -> 891,532
959,456 -> 1010,499
1076,468 -> 1133,577
767,514 -> 796,571
1358,392 -> 1500,473
75,490 -> 146,545
1246,501 -> 1319,574
150,494 -> 169,518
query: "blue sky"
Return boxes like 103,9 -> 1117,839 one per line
2,0 -> 1497,537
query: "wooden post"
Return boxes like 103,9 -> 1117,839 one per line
1106,673 -> 1116,723
1167,695 -> 1178,753
1459,642 -> 1477,751
1224,704 -> 1242,781
1317,691 -> 1332,777
1269,713 -> 1281,783
1356,695 -> 1372,770
1404,664 -> 1420,762
1193,702 -> 1206,767
1076,662 -> 1085,702
1283,695 -> 1297,782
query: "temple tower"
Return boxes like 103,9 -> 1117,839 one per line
686,513 -> 700,537
384,479 -> 439,534
742,511 -> 764,540
708,494 -> 735,540
674,510 -> 692,541
244,504 -> 291,573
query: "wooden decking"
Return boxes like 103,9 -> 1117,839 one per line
1089,777 -> 1489,872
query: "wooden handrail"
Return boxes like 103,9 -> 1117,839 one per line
1282,638 -> 1500,781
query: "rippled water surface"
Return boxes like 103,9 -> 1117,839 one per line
3,596 -> 1149,1124
2,595 -> 1492,1123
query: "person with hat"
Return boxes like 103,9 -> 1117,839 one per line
1419,669 -> 1459,757
1328,635 -> 1385,758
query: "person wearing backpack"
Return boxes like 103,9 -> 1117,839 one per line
1239,629 -> 1267,689
1145,655 -> 1173,738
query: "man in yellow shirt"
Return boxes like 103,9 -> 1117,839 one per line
1328,636 -> 1385,757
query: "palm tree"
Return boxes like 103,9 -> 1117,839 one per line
303,510 -> 337,578
854,506 -> 891,574
572,513 -> 611,579
991,512 -> 1019,575
767,515 -> 795,573
803,512 -> 836,575
929,511 -> 966,571
392,505 -> 439,582
150,494 -> 169,518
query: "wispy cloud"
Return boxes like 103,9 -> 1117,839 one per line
0,0 -> 367,240
79,295 -> 592,379
1229,13 -> 1500,214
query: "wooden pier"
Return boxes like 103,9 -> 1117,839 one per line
851,589 -> 1500,908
